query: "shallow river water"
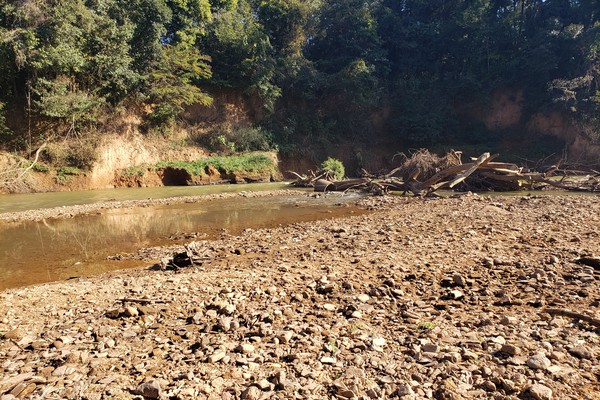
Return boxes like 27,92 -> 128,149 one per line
0,184 -> 364,290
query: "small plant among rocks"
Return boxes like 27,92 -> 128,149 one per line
320,157 -> 345,181
417,321 -> 436,331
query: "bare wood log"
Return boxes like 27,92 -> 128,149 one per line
447,152 -> 492,188
333,178 -> 371,191
431,152 -> 493,191
479,162 -> 522,171
575,257 -> 600,270
117,298 -> 169,304
314,179 -> 334,192
543,308 -> 600,328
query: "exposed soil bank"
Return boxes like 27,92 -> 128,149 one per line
0,135 -> 280,194
1,194 -> 599,399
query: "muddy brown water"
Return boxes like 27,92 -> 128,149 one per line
0,186 -> 365,290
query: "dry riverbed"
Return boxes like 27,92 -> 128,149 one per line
1,193 -> 599,400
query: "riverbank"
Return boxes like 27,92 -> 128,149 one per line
1,194 -> 599,399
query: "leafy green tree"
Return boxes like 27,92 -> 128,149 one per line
200,0 -> 280,109
85,4 -> 140,105
165,0 -> 211,46
145,43 -> 212,130
120,0 -> 172,72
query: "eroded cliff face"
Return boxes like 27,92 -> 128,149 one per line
1,89 -> 264,193
469,88 -> 600,163
90,135 -> 209,189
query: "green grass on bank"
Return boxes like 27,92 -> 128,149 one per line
156,152 -> 278,177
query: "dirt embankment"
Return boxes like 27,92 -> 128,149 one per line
467,88 -> 600,164
1,193 -> 599,399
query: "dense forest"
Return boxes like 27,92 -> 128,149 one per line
0,0 -> 599,162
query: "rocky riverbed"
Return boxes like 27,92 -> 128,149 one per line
1,193 -> 599,400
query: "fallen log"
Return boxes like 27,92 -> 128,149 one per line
289,150 -> 600,195
314,179 -> 334,192
432,152 -> 494,191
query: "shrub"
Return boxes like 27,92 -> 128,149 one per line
156,152 -> 278,176
202,127 -> 276,154
42,141 -> 97,170
32,162 -> 50,173
143,103 -> 178,135
229,127 -> 275,152
320,157 -> 345,180
55,166 -> 81,183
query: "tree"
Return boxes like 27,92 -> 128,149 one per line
145,43 -> 212,130
199,0 -> 280,109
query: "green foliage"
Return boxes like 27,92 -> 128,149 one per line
33,77 -> 104,131
320,157 -> 345,181
31,162 -> 49,173
203,127 -> 276,153
55,166 -> 81,183
157,152 -> 277,176
123,165 -> 148,177
417,322 -> 436,332
199,0 -> 281,110
144,43 -> 212,133
1,0 -> 600,157
0,102 -> 10,137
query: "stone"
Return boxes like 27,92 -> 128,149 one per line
422,343 -> 438,353
0,373 -> 33,393
278,331 -> 293,344
568,345 -> 594,360
452,273 -> 466,287
529,383 -> 552,400
3,329 -> 24,340
133,380 -> 161,399
396,383 -> 414,396
449,290 -> 464,300
124,306 -> 139,317
527,354 -> 551,370
357,294 -> 370,302
256,379 -> 271,390
483,381 -> 496,392
242,386 -> 261,400
208,351 -> 226,363
235,344 -> 255,354
372,337 -> 386,350
321,356 -> 336,364
500,344 -> 521,356
500,316 -> 518,326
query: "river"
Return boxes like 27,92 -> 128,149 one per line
0,184 -> 365,290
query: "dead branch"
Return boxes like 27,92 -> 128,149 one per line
543,308 -> 600,328
289,149 -> 600,196
117,298 -> 169,304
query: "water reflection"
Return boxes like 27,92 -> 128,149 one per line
0,193 -> 363,290
0,182 -> 291,213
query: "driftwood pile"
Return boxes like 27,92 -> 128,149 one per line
291,150 -> 600,196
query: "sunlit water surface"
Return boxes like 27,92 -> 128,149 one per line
0,184 -> 364,290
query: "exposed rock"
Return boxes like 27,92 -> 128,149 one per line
1,194 -> 599,400
133,380 -> 161,399
529,383 -> 553,400
527,354 -> 552,370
